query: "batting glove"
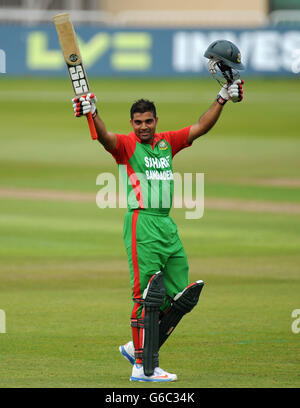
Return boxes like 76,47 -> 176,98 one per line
216,80 -> 244,105
228,79 -> 244,103
216,83 -> 230,106
72,93 -> 98,118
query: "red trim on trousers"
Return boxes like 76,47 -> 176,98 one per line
130,209 -> 143,364
131,209 -> 141,299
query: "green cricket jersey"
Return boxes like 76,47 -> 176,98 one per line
108,126 -> 192,215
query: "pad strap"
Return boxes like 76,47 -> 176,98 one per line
130,304 -> 144,364
130,319 -> 144,361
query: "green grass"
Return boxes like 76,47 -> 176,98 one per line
0,77 -> 300,388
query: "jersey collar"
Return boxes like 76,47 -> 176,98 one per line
132,132 -> 160,149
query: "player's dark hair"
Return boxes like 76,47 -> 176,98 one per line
130,99 -> 157,119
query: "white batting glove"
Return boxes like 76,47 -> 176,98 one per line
216,83 -> 229,105
216,79 -> 244,105
228,79 -> 244,103
72,93 -> 98,117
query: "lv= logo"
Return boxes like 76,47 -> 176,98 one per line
27,32 -> 152,71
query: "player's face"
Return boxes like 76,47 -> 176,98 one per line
130,112 -> 158,143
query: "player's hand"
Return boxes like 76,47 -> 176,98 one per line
217,79 -> 244,105
216,83 -> 230,105
228,79 -> 244,103
72,93 -> 98,117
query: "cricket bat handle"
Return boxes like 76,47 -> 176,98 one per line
86,112 -> 98,140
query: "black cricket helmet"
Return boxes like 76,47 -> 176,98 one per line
204,39 -> 245,70
204,40 -> 244,85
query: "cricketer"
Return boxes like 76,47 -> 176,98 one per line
72,40 -> 244,382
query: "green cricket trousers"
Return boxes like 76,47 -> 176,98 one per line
123,209 -> 189,362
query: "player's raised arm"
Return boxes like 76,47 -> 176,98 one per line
72,93 -> 117,150
187,79 -> 244,144
188,39 -> 245,145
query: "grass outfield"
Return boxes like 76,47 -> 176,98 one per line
0,77 -> 300,388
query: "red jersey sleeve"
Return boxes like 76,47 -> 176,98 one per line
105,133 -> 137,164
159,126 -> 192,157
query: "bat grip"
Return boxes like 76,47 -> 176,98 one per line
86,112 -> 98,140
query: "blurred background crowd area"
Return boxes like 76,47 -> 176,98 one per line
0,0 -> 299,27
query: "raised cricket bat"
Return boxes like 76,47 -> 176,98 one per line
53,13 -> 97,140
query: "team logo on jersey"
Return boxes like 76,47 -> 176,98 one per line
158,140 -> 168,150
